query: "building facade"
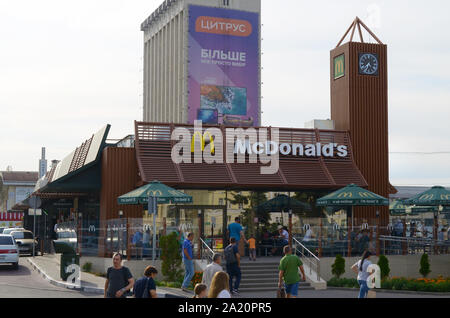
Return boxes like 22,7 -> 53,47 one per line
141,0 -> 261,126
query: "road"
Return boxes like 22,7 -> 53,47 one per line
0,257 -> 101,298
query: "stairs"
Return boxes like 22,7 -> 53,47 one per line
236,260 -> 314,293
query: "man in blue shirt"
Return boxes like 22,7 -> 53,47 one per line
227,217 -> 247,246
181,232 -> 195,292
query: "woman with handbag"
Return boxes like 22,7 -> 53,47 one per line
351,250 -> 375,298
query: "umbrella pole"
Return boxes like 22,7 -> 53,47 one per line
347,206 -> 352,257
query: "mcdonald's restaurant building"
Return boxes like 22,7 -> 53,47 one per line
27,15 -> 398,261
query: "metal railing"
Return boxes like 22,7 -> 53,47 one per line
199,238 -> 215,262
293,237 -> 321,281
379,235 -> 450,255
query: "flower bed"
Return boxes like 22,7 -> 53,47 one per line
328,276 -> 450,293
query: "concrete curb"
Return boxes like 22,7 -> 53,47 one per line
26,258 -> 184,298
327,286 -> 450,297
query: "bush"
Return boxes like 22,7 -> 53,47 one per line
81,262 -> 92,273
419,254 -> 431,278
160,232 -> 184,282
331,254 -> 346,279
377,255 -> 390,280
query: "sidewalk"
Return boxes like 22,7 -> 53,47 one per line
26,255 -> 191,298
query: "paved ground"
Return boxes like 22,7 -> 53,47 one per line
0,257 -> 101,298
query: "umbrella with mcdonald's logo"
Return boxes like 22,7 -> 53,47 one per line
403,186 -> 450,206
117,180 -> 193,205
316,184 -> 389,256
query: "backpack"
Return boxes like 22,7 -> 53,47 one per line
224,244 -> 237,264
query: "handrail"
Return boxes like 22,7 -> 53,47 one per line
199,238 -> 214,262
292,237 -> 321,281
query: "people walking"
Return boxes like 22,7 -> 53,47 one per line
278,245 -> 306,298
201,253 -> 223,292
193,284 -> 208,298
104,253 -> 134,298
224,237 -> 241,295
133,265 -> 158,298
351,250 -> 375,298
247,235 -> 256,261
181,232 -> 195,292
227,217 -> 247,255
208,271 -> 231,298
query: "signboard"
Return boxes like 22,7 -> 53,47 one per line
215,238 -> 224,250
28,209 -> 42,216
0,212 -> 24,228
188,5 -> 260,127
334,54 -> 345,79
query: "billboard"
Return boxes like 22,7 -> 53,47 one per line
188,5 -> 260,127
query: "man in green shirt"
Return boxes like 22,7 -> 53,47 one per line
278,245 -> 306,298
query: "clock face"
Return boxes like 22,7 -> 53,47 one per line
358,53 -> 379,75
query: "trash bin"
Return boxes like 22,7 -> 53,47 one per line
53,241 -> 80,281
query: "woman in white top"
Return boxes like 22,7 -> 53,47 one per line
208,271 -> 231,298
351,250 -> 374,298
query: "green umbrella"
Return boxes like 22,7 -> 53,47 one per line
256,194 -> 311,213
117,180 -> 192,262
316,184 -> 389,207
117,180 -> 192,205
390,200 -> 409,216
403,186 -> 450,206
316,184 -> 389,257
402,186 -> 450,245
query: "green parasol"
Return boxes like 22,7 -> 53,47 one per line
118,180 -> 192,205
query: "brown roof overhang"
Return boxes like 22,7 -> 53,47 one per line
135,121 -> 368,191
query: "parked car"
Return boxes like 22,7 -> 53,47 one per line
0,228 -> 5,234
0,234 -> 19,269
2,228 -> 25,235
10,231 -> 38,256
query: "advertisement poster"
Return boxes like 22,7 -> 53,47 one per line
188,5 -> 260,127
0,212 -> 24,228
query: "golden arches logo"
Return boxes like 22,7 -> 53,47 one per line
359,192 -> 376,198
338,192 -> 353,198
334,54 -> 345,79
420,194 -> 434,200
191,131 -> 215,154
441,194 -> 450,200
147,190 -> 163,197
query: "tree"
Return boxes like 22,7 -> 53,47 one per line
377,255 -> 390,280
331,254 -> 346,278
160,232 -> 183,282
293,190 -> 330,218
228,192 -> 268,237
419,253 -> 431,278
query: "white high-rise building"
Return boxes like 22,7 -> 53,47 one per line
141,0 -> 261,126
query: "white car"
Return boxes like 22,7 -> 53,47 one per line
0,234 -> 19,270
2,228 -> 25,235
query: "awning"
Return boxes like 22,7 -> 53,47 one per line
134,122 -> 368,190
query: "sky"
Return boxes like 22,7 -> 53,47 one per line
0,0 -> 449,187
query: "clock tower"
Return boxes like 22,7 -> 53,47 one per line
330,17 -> 394,230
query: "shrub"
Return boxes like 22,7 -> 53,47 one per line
160,232 -> 184,282
419,253 -> 431,278
331,254 -> 346,279
81,262 -> 92,273
377,255 -> 390,280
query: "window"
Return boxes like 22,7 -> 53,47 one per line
239,203 -> 243,209
222,0 -> 230,6
0,236 -> 13,245
219,199 -> 224,206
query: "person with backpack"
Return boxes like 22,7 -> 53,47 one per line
224,237 -> 241,295
351,250 -> 375,298
133,266 -> 158,298
104,253 -> 135,298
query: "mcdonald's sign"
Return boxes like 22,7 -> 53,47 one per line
191,131 -> 215,155
420,194 -> 434,200
441,194 -> 450,200
334,54 -> 345,79
359,192 -> 375,198
146,190 -> 163,197
337,192 -> 353,198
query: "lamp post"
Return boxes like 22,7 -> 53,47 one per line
288,210 -> 293,249
376,210 -> 380,256
78,212 -> 82,257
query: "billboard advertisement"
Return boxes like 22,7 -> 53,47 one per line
188,5 -> 260,127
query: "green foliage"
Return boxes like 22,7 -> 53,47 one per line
293,191 -> 330,218
327,277 -> 359,288
331,254 -> 346,278
160,232 -> 183,282
81,262 -> 93,273
229,192 -> 269,237
419,253 -> 431,278
377,255 -> 390,280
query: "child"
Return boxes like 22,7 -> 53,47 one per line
247,235 -> 256,261
193,283 -> 208,298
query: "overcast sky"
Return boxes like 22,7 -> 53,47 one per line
0,0 -> 449,186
